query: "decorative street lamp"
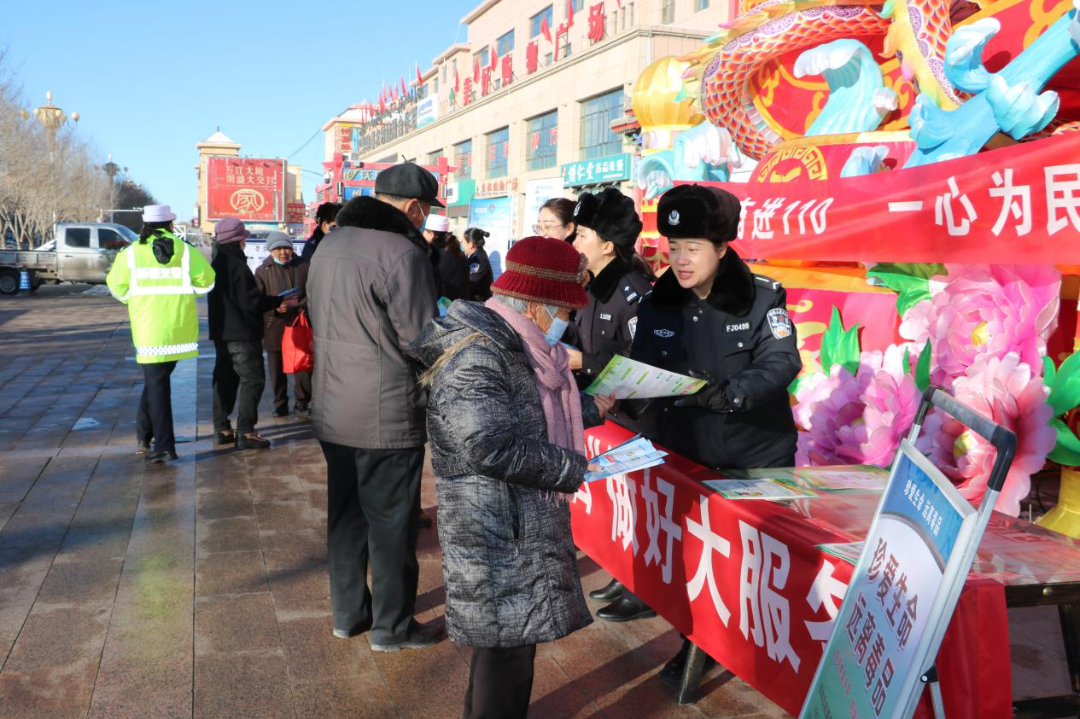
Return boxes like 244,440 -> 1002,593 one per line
33,91 -> 78,154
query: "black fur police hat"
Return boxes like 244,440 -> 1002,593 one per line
572,188 -> 643,248
657,184 -> 741,245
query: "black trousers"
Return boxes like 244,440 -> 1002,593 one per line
321,441 -> 424,644
212,340 -> 265,434
265,349 -> 311,410
136,361 -> 177,453
463,645 -> 537,719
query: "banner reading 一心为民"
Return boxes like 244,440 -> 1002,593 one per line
706,131 -> 1080,265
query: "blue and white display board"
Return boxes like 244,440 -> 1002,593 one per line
468,196 -> 514,279
800,440 -> 979,719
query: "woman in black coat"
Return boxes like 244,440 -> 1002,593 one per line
461,227 -> 493,300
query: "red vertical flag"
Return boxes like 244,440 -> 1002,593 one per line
490,46 -> 498,70
455,64 -> 460,92
473,56 -> 481,82
401,76 -> 407,97
540,15 -> 552,42
567,0 -> 575,27
416,63 -> 423,86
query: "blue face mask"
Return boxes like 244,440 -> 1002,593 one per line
544,306 -> 569,346
272,256 -> 287,266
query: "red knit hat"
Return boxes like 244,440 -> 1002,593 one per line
491,236 -> 589,310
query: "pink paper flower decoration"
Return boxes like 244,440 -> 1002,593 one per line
917,352 -> 1055,516
900,265 -> 1060,384
796,346 -> 921,467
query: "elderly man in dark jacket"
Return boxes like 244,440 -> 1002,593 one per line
415,236 -> 614,719
208,218 -> 290,450
254,233 -> 311,417
308,163 -> 443,651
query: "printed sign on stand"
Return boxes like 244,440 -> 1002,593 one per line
800,440 -> 978,719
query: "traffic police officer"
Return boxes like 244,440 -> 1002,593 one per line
564,188 -> 654,390
106,204 -> 215,463
631,183 -> 801,684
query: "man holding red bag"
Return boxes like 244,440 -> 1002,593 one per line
255,232 -> 312,417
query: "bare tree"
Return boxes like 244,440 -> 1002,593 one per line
0,49 -> 115,248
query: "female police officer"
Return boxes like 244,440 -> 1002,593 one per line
564,188 -> 654,389
630,183 -> 802,683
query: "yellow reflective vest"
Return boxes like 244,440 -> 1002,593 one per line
106,232 -> 215,363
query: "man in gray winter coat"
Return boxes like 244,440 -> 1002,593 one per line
307,163 -> 443,651
414,236 -> 614,719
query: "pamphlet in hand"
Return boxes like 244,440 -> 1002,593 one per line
584,435 -> 667,482
277,287 -> 300,299
584,355 -> 707,400
703,478 -> 818,500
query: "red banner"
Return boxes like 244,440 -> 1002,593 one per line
572,422 -> 1013,718
207,157 -> 286,222
712,132 -> 1080,265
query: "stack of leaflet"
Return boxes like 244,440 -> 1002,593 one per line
584,435 -> 666,482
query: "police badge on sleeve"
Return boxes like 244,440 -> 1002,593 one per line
767,308 -> 793,339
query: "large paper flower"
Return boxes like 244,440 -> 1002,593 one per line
796,346 -> 921,467
918,352 -> 1055,516
900,265 -> 1060,384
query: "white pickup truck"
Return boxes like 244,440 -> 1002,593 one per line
0,222 -> 138,294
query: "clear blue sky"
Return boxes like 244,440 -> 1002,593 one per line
2,0 -> 476,221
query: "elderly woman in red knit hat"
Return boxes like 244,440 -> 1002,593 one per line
415,236 -> 615,719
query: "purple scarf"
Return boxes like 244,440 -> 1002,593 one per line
486,298 -> 585,457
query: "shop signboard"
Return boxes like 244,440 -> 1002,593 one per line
475,177 -> 519,198
561,153 -> 633,187
207,157 -> 286,222
524,177 -> 565,226
468,196 -> 514,279
417,93 -> 439,129
800,441 -> 978,719
286,202 -> 306,225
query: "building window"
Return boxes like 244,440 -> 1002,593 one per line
497,30 -> 515,56
580,89 -> 624,160
473,46 -> 488,69
433,77 -> 439,94
661,0 -> 675,23
486,127 -> 510,178
545,52 -> 553,66
429,149 -> 444,166
573,0 -> 585,10
526,111 -> 559,171
455,140 -> 473,180
530,5 -> 553,37
694,0 -> 709,9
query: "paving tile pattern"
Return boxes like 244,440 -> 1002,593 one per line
0,289 -> 1070,717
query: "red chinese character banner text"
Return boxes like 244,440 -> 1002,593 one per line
571,421 -> 1012,718
207,157 -> 286,222
714,132 -> 1080,265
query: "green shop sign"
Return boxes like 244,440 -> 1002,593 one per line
561,154 -> 633,187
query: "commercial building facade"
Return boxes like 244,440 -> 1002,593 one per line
320,0 -> 736,238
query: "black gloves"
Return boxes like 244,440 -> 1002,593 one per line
674,370 -> 738,413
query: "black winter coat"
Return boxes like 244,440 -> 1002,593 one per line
564,258 -> 652,390
414,300 -> 599,648
630,249 -> 801,470
467,249 -> 493,300
431,239 -> 471,301
253,255 -> 309,351
208,243 -> 282,342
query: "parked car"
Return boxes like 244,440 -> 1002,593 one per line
0,222 -> 137,294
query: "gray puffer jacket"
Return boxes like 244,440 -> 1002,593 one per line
414,300 -> 597,648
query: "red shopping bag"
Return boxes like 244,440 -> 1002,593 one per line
282,311 -> 314,374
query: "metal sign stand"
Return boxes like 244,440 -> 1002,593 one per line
903,387 -> 1017,719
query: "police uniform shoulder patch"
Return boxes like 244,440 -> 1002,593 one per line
767,308 -> 793,339
628,317 -> 638,339
754,275 -> 781,292
622,283 -> 641,305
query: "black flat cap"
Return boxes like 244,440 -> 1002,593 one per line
374,163 -> 445,208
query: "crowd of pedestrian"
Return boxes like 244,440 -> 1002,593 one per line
107,161 -> 801,718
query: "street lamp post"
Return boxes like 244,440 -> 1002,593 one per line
33,91 -> 77,155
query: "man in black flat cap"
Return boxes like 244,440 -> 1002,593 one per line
308,163 -> 445,651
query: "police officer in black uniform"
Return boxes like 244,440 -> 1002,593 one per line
561,187 -> 658,622
563,188 -> 655,389
631,183 -> 802,684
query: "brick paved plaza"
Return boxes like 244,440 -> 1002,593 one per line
0,289 -> 1072,718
